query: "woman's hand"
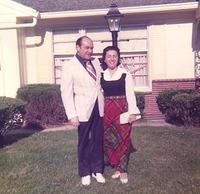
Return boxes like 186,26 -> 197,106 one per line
128,114 -> 137,124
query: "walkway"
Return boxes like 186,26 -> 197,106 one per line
42,119 -> 172,132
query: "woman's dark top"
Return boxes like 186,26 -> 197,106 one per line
100,72 -> 126,97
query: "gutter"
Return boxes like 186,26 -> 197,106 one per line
0,0 -> 40,29
0,8 -> 40,30
0,16 -> 38,29
40,2 -> 198,19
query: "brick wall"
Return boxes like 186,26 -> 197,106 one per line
143,78 -> 196,120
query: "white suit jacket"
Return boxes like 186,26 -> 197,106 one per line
60,56 -> 104,122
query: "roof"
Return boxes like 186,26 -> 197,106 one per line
12,0 -> 198,12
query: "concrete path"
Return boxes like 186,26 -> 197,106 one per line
42,119 -> 172,132
42,123 -> 75,132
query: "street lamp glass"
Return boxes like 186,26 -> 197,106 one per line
105,3 -> 124,32
107,18 -> 121,32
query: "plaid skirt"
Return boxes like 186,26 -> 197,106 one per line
103,95 -> 134,172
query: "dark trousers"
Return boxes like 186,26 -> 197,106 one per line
78,100 -> 104,177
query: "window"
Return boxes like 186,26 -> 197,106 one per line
53,26 -> 148,88
118,26 -> 148,88
120,54 -> 148,87
53,29 -> 79,84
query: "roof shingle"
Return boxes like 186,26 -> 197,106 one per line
12,0 -> 198,12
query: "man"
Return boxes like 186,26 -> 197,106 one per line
60,36 -> 105,186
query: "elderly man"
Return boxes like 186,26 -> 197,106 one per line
60,36 -> 105,186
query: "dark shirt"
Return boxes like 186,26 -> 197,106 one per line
76,54 -> 87,67
100,73 -> 126,97
75,54 -> 96,73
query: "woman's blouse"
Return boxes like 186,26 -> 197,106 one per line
101,67 -> 140,115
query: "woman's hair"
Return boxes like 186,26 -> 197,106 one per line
101,46 -> 120,70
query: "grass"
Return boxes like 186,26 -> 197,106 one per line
0,126 -> 200,194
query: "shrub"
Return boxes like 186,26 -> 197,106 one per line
0,97 -> 26,136
168,93 -> 200,127
156,88 -> 199,126
17,84 -> 67,129
16,84 -> 145,129
156,89 -> 197,114
135,92 -> 145,115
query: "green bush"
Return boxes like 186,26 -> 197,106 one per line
168,93 -> 200,127
0,97 -> 26,136
17,84 -> 67,129
156,88 -> 199,126
135,92 -> 145,115
156,89 -> 197,114
16,84 -> 145,129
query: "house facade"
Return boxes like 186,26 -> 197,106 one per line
0,0 -> 199,119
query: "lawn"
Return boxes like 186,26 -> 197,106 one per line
0,126 -> 200,194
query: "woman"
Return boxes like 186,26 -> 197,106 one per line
100,46 -> 140,184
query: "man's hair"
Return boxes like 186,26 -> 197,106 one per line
101,46 -> 121,70
76,36 -> 91,46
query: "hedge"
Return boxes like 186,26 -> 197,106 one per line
0,96 -> 26,136
17,84 -> 145,129
156,89 -> 197,114
169,93 -> 200,127
17,84 -> 67,129
156,88 -> 199,126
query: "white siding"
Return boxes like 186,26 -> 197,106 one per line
53,27 -> 148,87
165,23 -> 194,79
149,22 -> 194,80
0,29 -> 21,97
25,28 -> 54,84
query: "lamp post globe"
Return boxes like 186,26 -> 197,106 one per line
105,3 -> 124,47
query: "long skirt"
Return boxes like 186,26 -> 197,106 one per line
103,96 -> 134,173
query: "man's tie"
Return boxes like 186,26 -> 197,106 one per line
85,60 -> 96,81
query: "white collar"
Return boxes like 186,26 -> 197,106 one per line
103,67 -> 127,80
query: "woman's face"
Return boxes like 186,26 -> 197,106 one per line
104,50 -> 119,70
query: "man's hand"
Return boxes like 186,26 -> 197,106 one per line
70,117 -> 80,127
128,114 -> 137,124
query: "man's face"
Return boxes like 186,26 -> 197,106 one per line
76,38 -> 94,60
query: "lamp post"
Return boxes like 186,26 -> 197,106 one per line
105,3 -> 124,47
